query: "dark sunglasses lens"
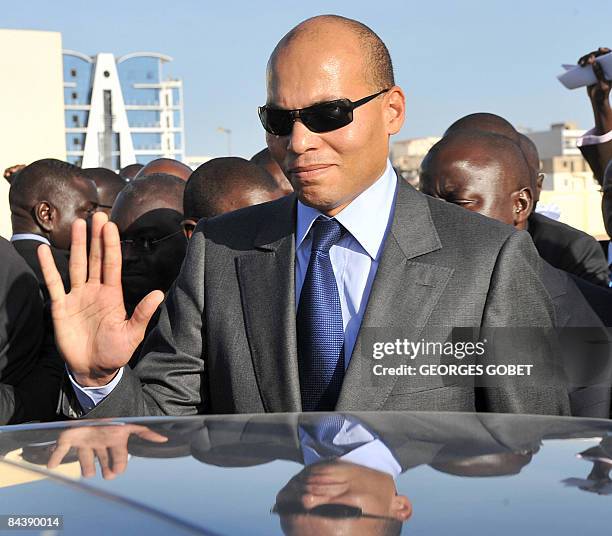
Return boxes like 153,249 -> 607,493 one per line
311,504 -> 361,518
302,102 -> 352,133
260,107 -> 293,136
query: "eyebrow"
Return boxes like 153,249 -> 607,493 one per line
267,96 -> 346,110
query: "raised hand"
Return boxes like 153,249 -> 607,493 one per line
47,424 -> 167,479
578,48 -> 612,134
37,211 -> 164,387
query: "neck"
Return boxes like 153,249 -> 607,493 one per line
11,214 -> 48,239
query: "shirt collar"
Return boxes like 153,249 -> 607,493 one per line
296,160 -> 397,260
11,233 -> 51,246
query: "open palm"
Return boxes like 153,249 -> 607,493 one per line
38,212 -> 164,387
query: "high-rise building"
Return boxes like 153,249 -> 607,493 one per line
63,51 -> 185,170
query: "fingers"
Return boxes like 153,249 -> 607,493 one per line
78,447 -> 96,478
94,448 -> 117,480
101,221 -> 122,287
37,244 -> 66,308
69,219 -> 88,289
88,212 -> 108,283
109,446 -> 129,475
47,441 -> 72,469
579,48 -> 610,66
134,428 -> 169,444
128,290 -> 165,346
593,60 -> 607,83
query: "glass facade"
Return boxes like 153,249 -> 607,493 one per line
63,54 -> 93,105
62,51 -> 185,168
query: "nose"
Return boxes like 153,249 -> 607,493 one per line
287,119 -> 319,155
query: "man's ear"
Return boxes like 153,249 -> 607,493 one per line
511,187 -> 533,226
390,494 -> 412,521
34,201 -> 55,232
384,86 -> 406,135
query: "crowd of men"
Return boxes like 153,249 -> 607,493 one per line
2,16 -> 612,425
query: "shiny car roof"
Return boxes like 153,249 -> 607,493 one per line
1,411 -> 612,535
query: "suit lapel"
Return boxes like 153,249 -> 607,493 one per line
337,182 -> 454,411
237,195 -> 302,412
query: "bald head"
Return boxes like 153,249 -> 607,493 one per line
269,15 -> 394,92
135,158 -> 192,182
265,15 -> 404,217
111,173 -> 185,229
184,157 -> 283,222
420,130 -> 532,228
444,113 -> 520,143
83,167 -> 126,214
250,148 -> 293,195
119,163 -> 144,180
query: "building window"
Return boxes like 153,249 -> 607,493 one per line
73,137 -> 81,146
71,91 -> 78,100
72,114 -> 79,126
70,68 -> 77,77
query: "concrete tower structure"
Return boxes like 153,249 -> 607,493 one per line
63,51 -> 185,170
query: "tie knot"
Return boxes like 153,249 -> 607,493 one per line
311,217 -> 344,253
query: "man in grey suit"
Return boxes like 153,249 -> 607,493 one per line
39,15 -> 569,417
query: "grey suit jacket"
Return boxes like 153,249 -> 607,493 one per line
61,180 -> 570,417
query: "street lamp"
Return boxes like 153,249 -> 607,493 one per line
217,126 -> 232,156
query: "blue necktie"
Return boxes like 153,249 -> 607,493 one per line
297,217 -> 345,411
300,415 -> 347,460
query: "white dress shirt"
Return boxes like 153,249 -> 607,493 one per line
70,160 -> 398,410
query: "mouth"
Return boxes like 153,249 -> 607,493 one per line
288,164 -> 334,180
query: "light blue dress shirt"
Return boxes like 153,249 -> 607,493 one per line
70,160 -> 398,410
11,233 -> 51,245
299,416 -> 402,477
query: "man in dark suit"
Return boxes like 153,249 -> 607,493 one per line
419,129 -> 612,417
0,238 -> 62,424
518,133 -> 610,287
9,159 -> 99,299
442,113 -> 609,287
39,15 -> 569,418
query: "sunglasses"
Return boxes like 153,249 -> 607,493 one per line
258,89 -> 390,136
271,502 -> 392,520
120,230 -> 184,255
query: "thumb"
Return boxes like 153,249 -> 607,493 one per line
127,290 -> 165,342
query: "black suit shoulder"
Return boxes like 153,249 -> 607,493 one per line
0,238 -> 46,423
11,239 -> 70,295
527,212 -> 609,286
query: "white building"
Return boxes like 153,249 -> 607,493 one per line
63,51 -> 185,170
524,122 -> 600,193
391,136 -> 441,185
0,29 -> 67,239
525,122 -> 605,237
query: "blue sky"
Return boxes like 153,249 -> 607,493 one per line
4,0 -> 612,158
